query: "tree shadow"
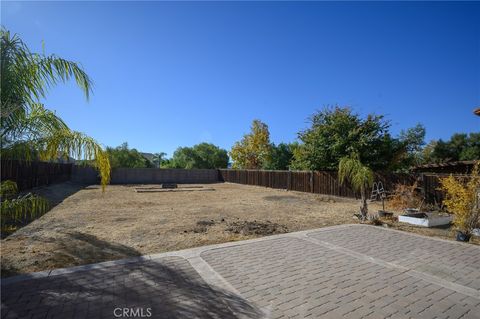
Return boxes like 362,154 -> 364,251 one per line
2,231 -> 142,278
1,182 -> 87,239
1,254 -> 263,318
30,181 -> 86,209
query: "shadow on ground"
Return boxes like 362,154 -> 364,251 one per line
1,231 -> 142,278
1,182 -> 87,239
31,181 -> 87,208
1,256 -> 263,319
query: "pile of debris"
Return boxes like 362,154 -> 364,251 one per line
225,220 -> 288,236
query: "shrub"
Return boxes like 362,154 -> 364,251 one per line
440,161 -> 480,236
386,182 -> 423,211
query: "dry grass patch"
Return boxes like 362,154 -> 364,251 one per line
1,182 -> 477,277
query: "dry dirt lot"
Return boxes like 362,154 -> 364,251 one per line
1,182 -> 476,277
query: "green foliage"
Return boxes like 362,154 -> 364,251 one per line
264,142 -> 296,170
338,155 -> 374,193
424,133 -> 480,163
395,124 -> 426,170
106,142 -> 153,168
230,120 -> 272,169
291,106 -> 423,171
159,158 -> 172,168
0,28 -> 110,190
0,180 -> 49,235
152,152 -> 167,168
338,153 -> 374,219
167,143 -> 229,169
0,180 -> 18,197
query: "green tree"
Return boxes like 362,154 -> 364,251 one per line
264,142 -> 295,170
291,106 -> 398,171
168,143 -> 229,169
291,106 -> 425,171
159,158 -> 172,168
338,153 -> 374,220
395,124 -> 426,170
152,152 -> 167,168
106,143 -> 153,168
230,120 -> 272,169
0,29 -> 110,188
426,133 -> 480,163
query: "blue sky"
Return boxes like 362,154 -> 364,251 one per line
2,1 -> 479,156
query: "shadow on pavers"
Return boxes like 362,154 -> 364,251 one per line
1,256 -> 263,319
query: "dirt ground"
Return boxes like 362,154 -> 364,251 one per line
1,182 -> 477,277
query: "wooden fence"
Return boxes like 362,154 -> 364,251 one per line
420,173 -> 474,207
218,169 -> 415,199
1,160 -> 73,191
110,168 -> 219,184
0,161 -> 464,205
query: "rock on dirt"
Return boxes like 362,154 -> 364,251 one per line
225,220 -> 288,236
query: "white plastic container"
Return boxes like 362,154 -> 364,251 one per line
398,212 -> 453,227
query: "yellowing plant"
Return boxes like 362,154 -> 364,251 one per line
440,161 -> 480,235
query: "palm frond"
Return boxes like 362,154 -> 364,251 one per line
1,193 -> 49,227
1,28 -> 92,112
0,180 -> 18,197
338,153 -> 374,192
0,180 -> 50,233
1,103 -> 68,141
1,28 -> 109,190
36,129 -> 111,190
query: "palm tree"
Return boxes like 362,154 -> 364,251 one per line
1,28 -> 110,233
338,153 -> 374,220
1,28 -> 110,188
153,152 -> 167,168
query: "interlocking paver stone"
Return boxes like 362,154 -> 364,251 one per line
2,225 -> 480,318
201,228 -> 480,319
1,257 -> 261,319
308,225 -> 480,290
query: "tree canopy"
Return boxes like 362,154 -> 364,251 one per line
423,133 -> 480,163
291,106 -> 424,171
166,143 -> 229,169
106,143 -> 153,168
263,142 -> 296,170
230,120 -> 272,169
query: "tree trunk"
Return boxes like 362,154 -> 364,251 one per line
360,184 -> 368,220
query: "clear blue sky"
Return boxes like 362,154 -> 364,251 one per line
2,1 -> 479,156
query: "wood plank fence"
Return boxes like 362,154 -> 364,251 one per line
218,169 -> 415,199
1,160 -> 73,191
420,173 -> 474,207
0,160 -> 466,206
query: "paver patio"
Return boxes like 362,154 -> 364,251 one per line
2,225 -> 480,319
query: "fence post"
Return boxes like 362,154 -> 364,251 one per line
288,171 -> 292,191
310,171 -> 314,193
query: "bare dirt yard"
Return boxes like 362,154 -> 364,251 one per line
1,182 -> 477,277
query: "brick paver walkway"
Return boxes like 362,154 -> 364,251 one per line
2,225 -> 480,319
309,226 -> 480,290
1,257 -> 261,319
